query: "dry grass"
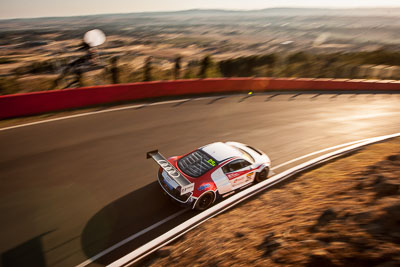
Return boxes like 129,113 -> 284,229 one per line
146,138 -> 400,266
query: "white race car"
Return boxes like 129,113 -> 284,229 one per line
147,142 -> 272,210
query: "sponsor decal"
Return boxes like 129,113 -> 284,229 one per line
246,172 -> 254,178
198,183 -> 211,191
227,173 -> 240,179
228,169 -> 255,180
181,183 -> 194,195
157,160 -> 180,179
232,176 -> 246,184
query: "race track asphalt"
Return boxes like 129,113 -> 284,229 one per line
0,92 -> 399,266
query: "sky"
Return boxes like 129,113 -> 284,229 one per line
1,0 -> 400,19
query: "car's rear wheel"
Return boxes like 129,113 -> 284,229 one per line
194,192 -> 214,211
255,168 -> 269,183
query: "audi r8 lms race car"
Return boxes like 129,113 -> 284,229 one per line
147,142 -> 272,210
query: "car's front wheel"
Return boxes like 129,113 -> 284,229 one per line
255,168 -> 269,183
194,192 -> 214,211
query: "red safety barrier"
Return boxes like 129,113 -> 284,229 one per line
0,78 -> 399,119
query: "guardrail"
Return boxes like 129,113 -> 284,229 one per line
108,132 -> 400,267
1,78 -> 400,119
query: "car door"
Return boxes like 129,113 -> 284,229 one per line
222,159 -> 254,188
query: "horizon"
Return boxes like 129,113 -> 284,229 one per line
2,6 -> 400,21
2,0 -> 400,20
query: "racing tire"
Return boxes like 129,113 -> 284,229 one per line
194,192 -> 215,211
255,168 -> 269,183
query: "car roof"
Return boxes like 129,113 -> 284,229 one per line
200,142 -> 242,162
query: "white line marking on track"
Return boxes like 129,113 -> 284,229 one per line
75,208 -> 188,267
0,98 -> 209,132
271,137 -> 372,170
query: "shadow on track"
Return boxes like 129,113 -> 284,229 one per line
80,181 -> 183,265
238,95 -> 252,102
310,93 -> 322,100
173,99 -> 192,107
289,93 -> 302,100
207,96 -> 227,104
1,231 -> 54,267
265,93 -> 280,101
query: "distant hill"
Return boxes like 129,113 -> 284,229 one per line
2,7 -> 400,23
255,7 -> 400,17
164,7 -> 400,17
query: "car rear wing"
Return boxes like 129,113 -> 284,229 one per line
146,150 -> 194,195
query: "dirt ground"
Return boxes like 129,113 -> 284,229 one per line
146,138 -> 400,266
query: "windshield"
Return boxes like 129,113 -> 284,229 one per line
234,147 -> 255,163
177,150 -> 217,177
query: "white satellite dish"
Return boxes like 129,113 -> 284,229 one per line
84,29 -> 106,47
